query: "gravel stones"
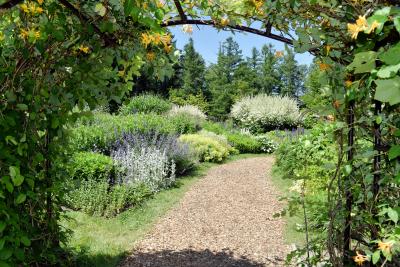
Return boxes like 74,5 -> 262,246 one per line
122,156 -> 290,267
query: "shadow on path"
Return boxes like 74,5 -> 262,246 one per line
123,248 -> 284,267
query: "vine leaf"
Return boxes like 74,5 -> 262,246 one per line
388,145 -> 400,160
377,63 -> 400,79
387,208 -> 398,224
347,51 -> 377,74
372,250 -> 381,264
379,42 -> 400,65
374,76 -> 400,105
95,3 -> 106,16
394,16 -> 400,33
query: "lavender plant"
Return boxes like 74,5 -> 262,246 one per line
112,131 -> 198,175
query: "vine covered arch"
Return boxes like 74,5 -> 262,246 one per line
0,0 -> 399,266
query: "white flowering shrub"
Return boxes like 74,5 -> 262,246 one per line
231,94 -> 302,133
168,104 -> 207,120
112,145 -> 176,192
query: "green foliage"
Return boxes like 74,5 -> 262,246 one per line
231,94 -> 302,133
66,180 -> 152,217
67,152 -> 115,182
179,132 -> 236,162
275,123 -> 337,193
168,113 -> 203,135
168,89 -> 209,112
68,113 -> 197,153
180,38 -> 208,96
119,94 -> 172,115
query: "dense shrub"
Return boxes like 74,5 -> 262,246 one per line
67,152 -> 116,182
112,132 -> 198,175
168,105 -> 207,120
119,94 -> 172,115
112,145 -> 176,192
169,113 -> 203,134
68,113 -> 197,153
66,180 -> 152,217
179,131 -> 237,162
202,121 -> 277,154
275,123 -> 337,194
169,89 -> 209,112
231,94 -> 302,133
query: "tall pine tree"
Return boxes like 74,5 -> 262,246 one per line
260,44 -> 281,94
180,38 -> 207,96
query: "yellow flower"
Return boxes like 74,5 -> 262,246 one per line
156,0 -> 165,8
220,17 -> 230,27
141,33 -> 152,48
356,15 -> 368,29
319,63 -> 331,71
378,240 -> 394,254
353,251 -> 368,266
34,30 -> 40,39
345,80 -> 353,88
275,51 -> 284,58
348,23 -> 361,39
152,33 -> 162,45
37,0 -> 44,4
326,45 -> 332,55
146,51 -> 156,61
35,6 -> 43,14
79,45 -> 90,54
20,3 -> 29,13
19,29 -> 29,39
160,33 -> 172,46
348,15 -> 369,40
367,20 -> 380,34
142,2 -> 148,9
182,25 -> 193,34
164,44 -> 173,54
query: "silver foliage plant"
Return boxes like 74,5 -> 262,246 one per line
231,94 -> 302,132
112,145 -> 176,192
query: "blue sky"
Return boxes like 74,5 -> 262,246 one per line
170,25 -> 314,66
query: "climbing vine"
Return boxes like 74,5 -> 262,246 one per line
0,0 -> 399,265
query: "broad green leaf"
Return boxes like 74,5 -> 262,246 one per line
374,76 -> 400,105
95,3 -> 107,16
377,64 -> 400,78
379,42 -> 400,65
124,0 -> 134,16
16,104 -> 28,111
0,239 -> 4,251
372,250 -> 381,264
15,194 -> 26,204
20,236 -> 31,247
9,166 -> 24,187
388,208 -> 398,223
394,16 -> 400,33
0,222 -> 5,233
347,51 -> 377,74
388,145 -> 400,160
0,260 -> 11,267
0,249 -> 12,260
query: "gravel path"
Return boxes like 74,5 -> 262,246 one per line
122,156 -> 291,267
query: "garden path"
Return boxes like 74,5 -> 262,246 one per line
121,156 -> 291,267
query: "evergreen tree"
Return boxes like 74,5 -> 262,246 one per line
279,45 -> 307,98
206,37 -> 244,120
260,44 -> 281,94
180,38 -> 207,96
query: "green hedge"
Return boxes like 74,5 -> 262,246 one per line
179,132 -> 237,162
119,94 -> 172,115
68,113 -> 200,153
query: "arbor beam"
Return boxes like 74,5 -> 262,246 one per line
161,19 -> 293,46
